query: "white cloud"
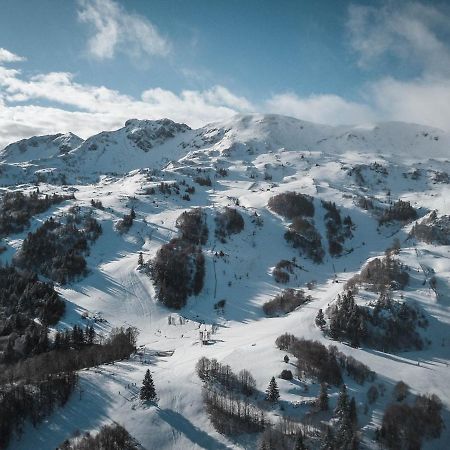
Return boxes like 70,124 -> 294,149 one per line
347,2 -> 450,76
265,93 -> 376,126
0,48 -> 26,63
77,0 -> 170,61
369,76 -> 450,130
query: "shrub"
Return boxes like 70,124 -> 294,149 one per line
268,192 -> 314,219
272,260 -> 295,284
393,381 -> 409,402
280,369 -> 293,380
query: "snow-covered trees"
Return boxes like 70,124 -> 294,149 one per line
140,369 -> 157,402
315,309 -> 326,330
57,423 -> 139,450
215,207 -> 245,242
268,192 -> 314,219
151,209 -> 207,309
322,200 -> 353,256
265,377 -> 280,403
0,190 -> 74,238
196,357 -> 263,435
263,289 -> 311,316
324,290 -> 427,352
14,212 -> 102,284
332,384 -> 359,449
378,199 -> 418,225
379,394 -> 443,449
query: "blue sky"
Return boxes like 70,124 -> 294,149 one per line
0,0 -> 450,147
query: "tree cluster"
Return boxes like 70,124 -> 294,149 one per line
14,213 -> 101,284
0,190 -> 74,238
268,192 -> 314,219
272,259 -> 297,284
259,421 -> 306,450
197,356 -> 264,436
345,254 -> 409,292
323,290 -> 427,352
0,266 -> 65,363
196,356 -> 256,397
0,372 -> 78,449
263,289 -> 311,316
379,394 -> 443,449
378,200 -> 418,225
322,201 -> 353,256
151,209 -> 207,309
410,210 -> 450,245
284,217 -> 324,263
58,423 -> 140,450
321,384 -> 359,450
215,207 -> 244,242
275,334 -> 342,386
175,208 -> 208,245
202,386 -> 266,436
116,208 -> 135,234
0,326 -> 137,384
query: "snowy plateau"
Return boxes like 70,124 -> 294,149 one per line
1,113 -> 450,450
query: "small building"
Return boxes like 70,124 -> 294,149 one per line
199,329 -> 211,345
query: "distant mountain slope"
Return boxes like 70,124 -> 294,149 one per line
0,132 -> 83,164
1,114 -> 448,184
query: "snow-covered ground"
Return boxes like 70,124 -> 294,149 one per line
1,113 -> 450,449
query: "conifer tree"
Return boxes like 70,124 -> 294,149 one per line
138,252 -> 144,266
321,426 -> 335,450
315,309 -> 326,330
335,384 -> 349,420
140,369 -> 157,402
294,431 -> 306,450
318,382 -> 329,411
349,397 -> 358,428
265,376 -> 280,403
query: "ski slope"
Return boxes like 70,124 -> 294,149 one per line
1,113 -> 450,449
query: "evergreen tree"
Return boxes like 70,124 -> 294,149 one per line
284,355 -> 290,363
349,397 -> 358,428
138,252 -> 144,266
318,383 -> 329,411
294,431 -> 306,450
86,325 -> 95,345
320,426 -> 335,450
335,384 -> 349,420
315,309 -> 326,330
130,207 -> 136,219
265,376 -> 280,403
140,369 -> 157,402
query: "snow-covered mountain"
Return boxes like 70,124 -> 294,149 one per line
1,114 -> 450,450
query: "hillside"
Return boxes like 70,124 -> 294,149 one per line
0,113 -> 449,450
